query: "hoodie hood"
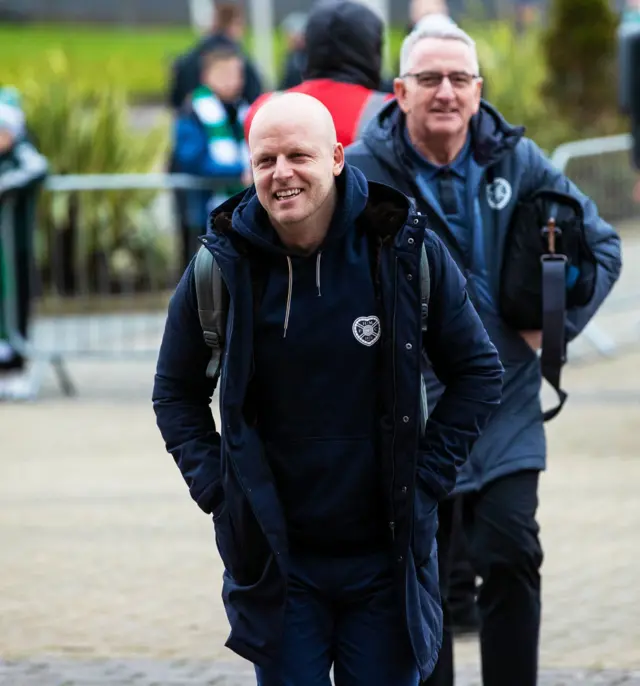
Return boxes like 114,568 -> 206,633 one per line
225,162 -> 370,256
360,98 -> 525,171
304,0 -> 383,90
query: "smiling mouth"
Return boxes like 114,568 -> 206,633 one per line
274,188 -> 303,201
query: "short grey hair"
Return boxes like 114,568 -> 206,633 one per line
399,15 -> 480,76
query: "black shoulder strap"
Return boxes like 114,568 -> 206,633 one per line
540,255 -> 568,421
540,213 -> 568,421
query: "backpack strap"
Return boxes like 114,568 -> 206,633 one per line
420,242 -> 430,332
419,242 -> 431,434
194,245 -> 228,381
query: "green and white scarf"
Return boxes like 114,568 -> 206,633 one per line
191,86 -> 249,208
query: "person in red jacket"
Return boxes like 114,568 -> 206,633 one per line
244,0 -> 394,148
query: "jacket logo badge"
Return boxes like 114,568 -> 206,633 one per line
352,316 -> 381,347
486,178 -> 512,210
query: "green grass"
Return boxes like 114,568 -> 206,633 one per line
0,22 -> 406,101
0,23 -> 199,100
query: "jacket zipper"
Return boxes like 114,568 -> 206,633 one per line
389,256 -> 399,542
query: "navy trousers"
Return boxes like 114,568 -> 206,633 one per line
255,551 -> 420,686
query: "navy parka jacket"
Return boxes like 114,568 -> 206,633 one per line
152,167 -> 503,679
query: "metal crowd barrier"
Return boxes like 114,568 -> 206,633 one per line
1,150 -> 638,401
0,173 -> 234,400
550,134 -> 640,360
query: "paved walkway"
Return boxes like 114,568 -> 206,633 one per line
1,346 -> 640,684
1,658 -> 639,685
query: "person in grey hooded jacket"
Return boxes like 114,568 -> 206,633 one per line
345,16 -> 622,686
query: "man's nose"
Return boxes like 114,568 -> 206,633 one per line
273,156 -> 293,179
435,76 -> 455,98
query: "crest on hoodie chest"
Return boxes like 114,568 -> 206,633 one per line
352,316 -> 381,346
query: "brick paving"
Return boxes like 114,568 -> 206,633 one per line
1,347 -> 640,684
0,659 -> 639,685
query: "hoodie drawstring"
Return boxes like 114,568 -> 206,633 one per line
283,256 -> 293,339
316,251 -> 323,297
283,251 -> 323,338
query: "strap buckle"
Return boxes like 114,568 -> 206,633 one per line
540,216 -> 564,255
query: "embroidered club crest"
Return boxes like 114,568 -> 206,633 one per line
486,177 -> 512,210
352,316 -> 381,347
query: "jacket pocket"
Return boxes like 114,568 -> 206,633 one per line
412,480 -> 439,569
213,502 -> 269,586
213,504 -> 238,572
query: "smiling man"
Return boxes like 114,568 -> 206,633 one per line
153,91 -> 503,685
346,16 -> 621,686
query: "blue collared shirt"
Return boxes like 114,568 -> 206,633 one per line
404,125 -> 473,259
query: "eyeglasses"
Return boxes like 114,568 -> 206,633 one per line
401,71 -> 479,89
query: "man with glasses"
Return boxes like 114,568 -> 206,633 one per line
346,15 -> 621,686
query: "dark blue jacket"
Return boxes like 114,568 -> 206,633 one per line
345,100 -> 622,492
152,165 -> 503,680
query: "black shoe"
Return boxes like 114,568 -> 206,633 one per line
0,352 -> 25,372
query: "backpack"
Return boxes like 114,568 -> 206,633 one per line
499,188 -> 597,421
193,241 -> 432,383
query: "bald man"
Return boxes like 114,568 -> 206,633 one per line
153,93 -> 503,685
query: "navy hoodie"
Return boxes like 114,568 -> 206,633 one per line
231,166 -> 385,554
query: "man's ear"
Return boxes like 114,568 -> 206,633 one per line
472,77 -> 483,114
333,143 -> 345,176
394,78 -> 410,114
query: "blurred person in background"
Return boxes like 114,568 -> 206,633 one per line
409,0 -> 451,30
392,0 -> 454,92
244,0 -> 394,149
0,86 -> 47,395
168,2 -> 261,274
169,2 -> 263,111
346,16 -> 621,686
172,47 -> 252,271
278,12 -> 308,90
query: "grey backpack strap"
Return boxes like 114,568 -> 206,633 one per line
355,92 -> 389,139
194,246 -> 228,380
420,242 -> 430,332
419,242 -> 431,433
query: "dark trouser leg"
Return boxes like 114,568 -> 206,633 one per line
470,470 -> 543,686
255,554 -> 333,686
173,189 -> 195,274
179,219 -> 195,275
0,193 -> 34,371
447,524 -> 478,635
422,497 -> 458,686
333,552 -> 419,686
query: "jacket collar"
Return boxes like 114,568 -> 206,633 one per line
205,177 -> 414,249
361,98 -> 525,172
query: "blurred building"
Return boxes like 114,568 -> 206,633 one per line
0,0 -> 522,26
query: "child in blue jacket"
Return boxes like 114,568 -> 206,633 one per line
173,47 -> 251,269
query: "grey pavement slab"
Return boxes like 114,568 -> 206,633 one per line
1,660 -> 640,685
